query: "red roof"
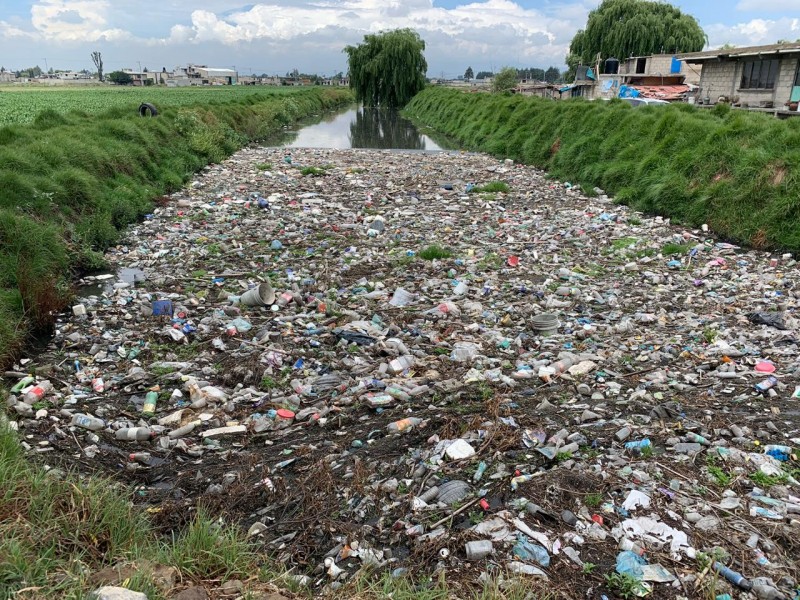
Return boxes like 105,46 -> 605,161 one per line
630,84 -> 690,101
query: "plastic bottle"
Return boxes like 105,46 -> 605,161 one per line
712,562 -> 752,590
752,549 -> 772,568
685,432 -> 710,446
11,376 -> 34,393
624,439 -> 652,451
129,452 -> 151,464
115,427 -> 153,441
754,376 -> 779,393
473,461 -> 488,482
619,538 -> 646,556
385,387 -> 411,402
387,417 -> 422,432
142,391 -> 158,415
71,413 -> 105,431
750,506 -> 784,520
168,421 -> 199,439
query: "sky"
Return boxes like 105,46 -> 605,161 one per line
0,0 -> 798,78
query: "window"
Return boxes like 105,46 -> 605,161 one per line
795,61 -> 800,87
636,58 -> 647,74
740,59 -> 780,89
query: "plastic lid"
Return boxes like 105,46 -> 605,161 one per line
755,361 -> 776,373
276,408 -> 295,419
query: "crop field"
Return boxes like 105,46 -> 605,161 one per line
0,85 -> 299,125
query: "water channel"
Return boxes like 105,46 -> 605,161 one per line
263,104 -> 458,151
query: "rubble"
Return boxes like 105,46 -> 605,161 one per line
5,146 -> 800,598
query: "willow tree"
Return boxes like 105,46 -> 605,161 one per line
344,28 -> 427,108
566,0 -> 706,78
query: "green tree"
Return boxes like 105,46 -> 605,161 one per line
475,71 -> 494,80
344,28 -> 427,108
492,67 -> 518,92
566,0 -> 706,79
107,70 -> 133,85
544,66 -> 561,83
464,66 -> 474,80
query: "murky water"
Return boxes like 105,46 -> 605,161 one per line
265,105 -> 457,151
78,267 -> 146,297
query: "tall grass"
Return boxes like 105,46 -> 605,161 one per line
0,87 -> 352,366
405,88 -> 800,251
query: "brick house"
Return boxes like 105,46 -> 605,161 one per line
677,42 -> 800,109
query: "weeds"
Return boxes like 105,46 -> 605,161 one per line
584,492 -> 602,507
300,166 -> 327,177
419,245 -> 453,260
255,162 -> 273,170
750,471 -> 788,488
661,242 -> 691,255
469,181 -> 510,194
604,572 -> 644,599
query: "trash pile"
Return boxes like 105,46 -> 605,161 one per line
6,146 -> 800,598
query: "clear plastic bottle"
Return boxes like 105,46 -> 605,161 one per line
71,413 -> 105,431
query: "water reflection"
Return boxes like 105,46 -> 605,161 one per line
349,107 -> 428,149
273,105 -> 452,151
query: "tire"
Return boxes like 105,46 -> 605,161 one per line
139,103 -> 158,117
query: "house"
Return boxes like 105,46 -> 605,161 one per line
0,71 -> 16,83
561,54 -> 698,102
677,42 -> 800,110
122,69 -> 163,86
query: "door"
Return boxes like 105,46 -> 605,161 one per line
792,59 -> 800,103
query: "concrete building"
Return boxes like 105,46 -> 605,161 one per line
563,54 -> 698,102
678,42 -> 800,110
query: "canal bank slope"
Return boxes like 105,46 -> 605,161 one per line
404,87 -> 800,253
0,87 -> 353,367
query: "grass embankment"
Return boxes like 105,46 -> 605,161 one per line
0,87 -> 352,366
0,420 -> 263,598
405,87 -> 800,251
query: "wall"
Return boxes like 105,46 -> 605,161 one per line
700,56 -> 799,107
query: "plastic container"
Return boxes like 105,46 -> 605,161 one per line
240,282 -> 275,307
531,313 -> 559,335
465,540 -> 493,560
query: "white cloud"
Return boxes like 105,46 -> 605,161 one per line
0,0 -> 596,74
27,0 -> 130,42
705,17 -> 799,47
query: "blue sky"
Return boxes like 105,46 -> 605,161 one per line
0,1 -> 797,77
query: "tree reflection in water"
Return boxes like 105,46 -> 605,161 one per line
349,107 -> 427,150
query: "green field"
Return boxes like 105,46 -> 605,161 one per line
0,85 -> 299,125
